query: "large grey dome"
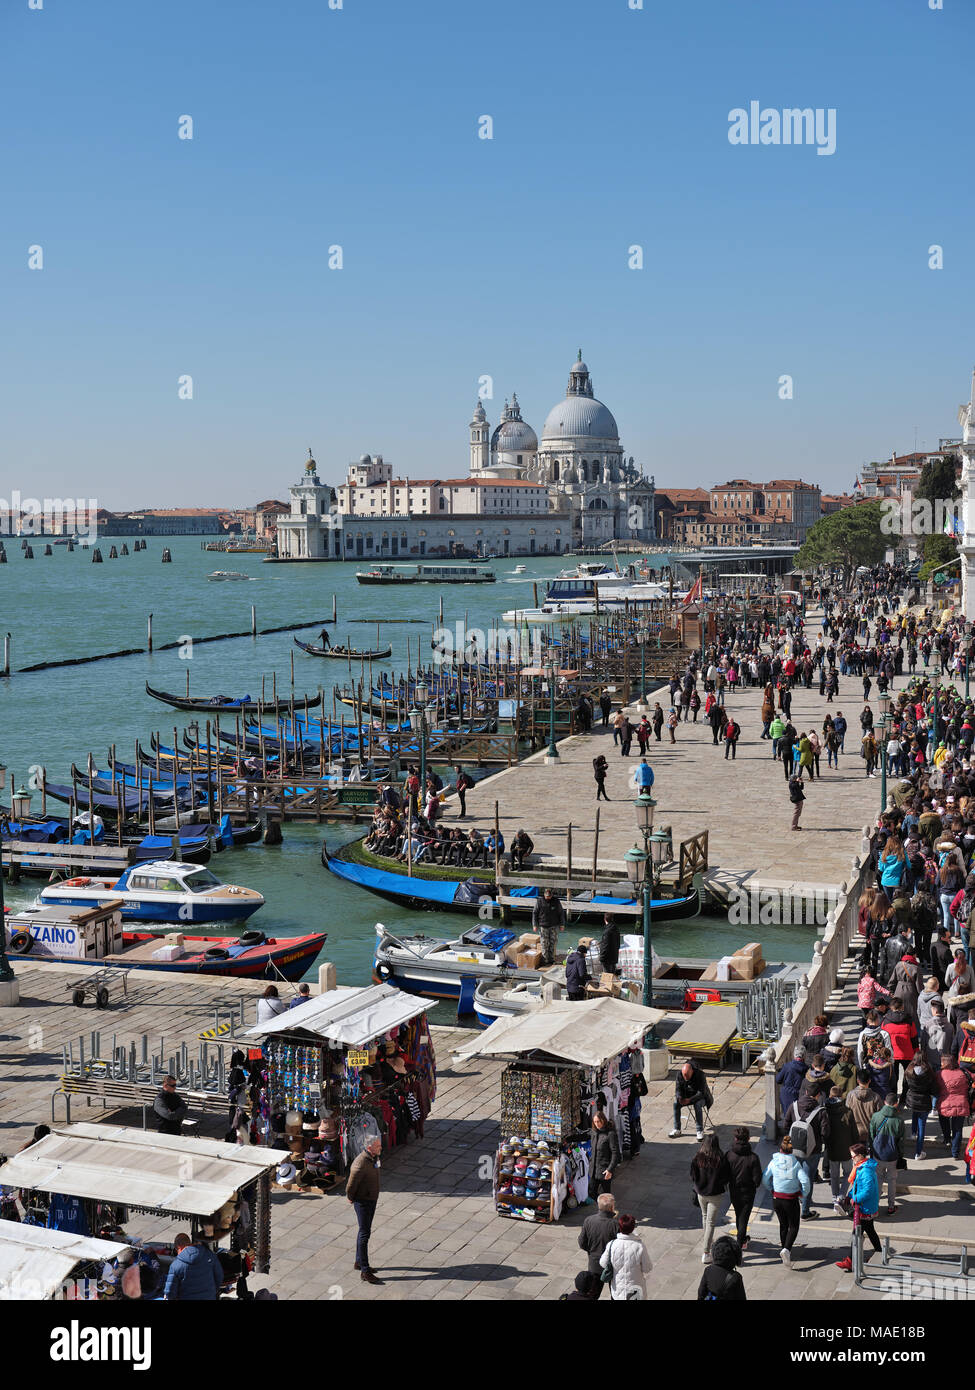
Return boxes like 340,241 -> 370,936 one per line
492,418 -> 538,453
542,395 -> 619,441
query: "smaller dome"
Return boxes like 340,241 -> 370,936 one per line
571,359 -> 589,376
359,454 -> 372,465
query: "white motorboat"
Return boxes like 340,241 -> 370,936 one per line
501,563 -> 679,623
38,860 -> 265,925
207,571 -> 255,582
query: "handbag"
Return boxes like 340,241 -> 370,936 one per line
600,1238 -> 616,1283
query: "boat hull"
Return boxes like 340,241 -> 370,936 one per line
323,840 -> 699,922
7,931 -> 326,981
37,887 -> 264,924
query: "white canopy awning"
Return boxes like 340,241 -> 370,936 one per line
0,1218 -> 129,1301
244,982 -> 430,1047
452,995 -> 665,1068
0,1124 -> 291,1216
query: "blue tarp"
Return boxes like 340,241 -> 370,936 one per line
325,853 -> 471,905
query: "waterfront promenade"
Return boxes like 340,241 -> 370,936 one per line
2,956 -> 971,1300
456,655 -> 889,904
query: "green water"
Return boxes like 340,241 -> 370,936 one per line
0,538 -> 815,1007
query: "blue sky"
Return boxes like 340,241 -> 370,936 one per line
1,0 -> 972,506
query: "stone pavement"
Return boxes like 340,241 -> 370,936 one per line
455,645 -> 891,902
3,956 -> 973,1300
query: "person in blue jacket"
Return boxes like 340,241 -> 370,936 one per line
834,1143 -> 882,1271
877,838 -> 910,901
775,1049 -> 807,1124
163,1234 -> 222,1300
762,1137 -> 811,1267
636,758 -> 654,792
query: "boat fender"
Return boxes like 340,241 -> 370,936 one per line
239,931 -> 265,947
9,931 -> 33,953
204,947 -> 231,961
375,961 -> 392,981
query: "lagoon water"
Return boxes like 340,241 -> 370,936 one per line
0,538 -> 814,1007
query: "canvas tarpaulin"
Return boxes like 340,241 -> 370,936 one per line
0,1124 -> 290,1216
0,1219 -> 128,1301
451,995 -> 665,1068
243,982 -> 430,1046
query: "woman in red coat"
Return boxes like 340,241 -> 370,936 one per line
936,1054 -> 972,1160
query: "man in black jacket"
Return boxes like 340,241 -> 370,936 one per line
598,914 -> 621,976
931,927 -> 954,986
565,940 -> 591,1001
577,1192 -> 619,1299
532,887 -> 564,966
153,1076 -> 188,1135
670,1061 -> 709,1140
789,773 -> 805,831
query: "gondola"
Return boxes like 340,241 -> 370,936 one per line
145,682 -> 324,715
321,841 -> 701,921
293,638 -> 392,661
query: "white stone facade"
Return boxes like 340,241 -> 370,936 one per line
958,372 -> 975,619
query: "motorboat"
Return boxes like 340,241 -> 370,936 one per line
501,562 -> 679,622
4,904 -> 324,981
206,571 -> 255,581
38,860 -> 265,925
472,975 -> 554,1027
512,564 -> 526,574
355,564 -> 495,585
373,922 -> 553,1001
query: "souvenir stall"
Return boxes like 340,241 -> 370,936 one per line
453,996 -> 664,1225
243,983 -> 436,1185
0,1220 -> 131,1301
0,1123 -> 291,1290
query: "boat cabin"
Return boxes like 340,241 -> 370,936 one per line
6,903 -> 125,960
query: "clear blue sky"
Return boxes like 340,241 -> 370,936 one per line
1,0 -> 972,507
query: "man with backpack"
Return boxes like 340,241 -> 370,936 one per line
789,772 -> 805,832
868,1092 -> 904,1215
787,1080 -> 830,1219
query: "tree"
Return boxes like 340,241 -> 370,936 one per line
921,532 -> 957,566
915,453 -> 960,510
794,500 -> 888,583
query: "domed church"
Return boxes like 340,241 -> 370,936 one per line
468,351 -> 655,547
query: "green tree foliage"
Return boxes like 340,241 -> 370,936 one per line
794,500 -> 888,580
921,532 -> 957,566
915,453 -> 960,508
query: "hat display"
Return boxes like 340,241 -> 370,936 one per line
275,1161 -> 297,1187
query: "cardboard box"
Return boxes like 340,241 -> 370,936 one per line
738,942 -> 763,962
151,945 -> 183,962
728,953 -> 765,982
700,963 -> 719,981
518,949 -> 544,970
715,956 -> 735,982
164,933 -> 184,948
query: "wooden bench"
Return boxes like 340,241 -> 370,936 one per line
52,1074 -> 229,1128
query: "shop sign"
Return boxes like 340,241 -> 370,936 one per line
347,1049 -> 371,1067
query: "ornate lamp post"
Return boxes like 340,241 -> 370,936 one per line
0,764 -> 14,987
546,660 -> 559,760
626,791 -> 668,1017
409,679 -> 430,794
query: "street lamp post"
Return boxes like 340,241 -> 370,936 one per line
626,791 -> 669,1015
410,679 -> 430,796
878,693 -> 892,814
0,764 -> 14,985
546,661 -> 559,760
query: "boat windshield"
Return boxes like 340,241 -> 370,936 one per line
183,869 -> 222,892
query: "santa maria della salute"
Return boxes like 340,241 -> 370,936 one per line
275,351 -> 656,561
